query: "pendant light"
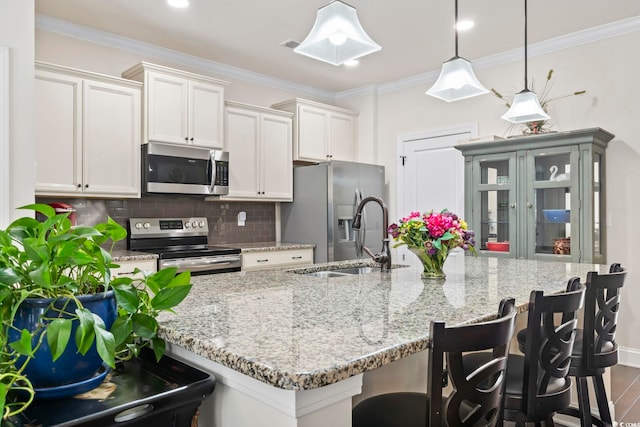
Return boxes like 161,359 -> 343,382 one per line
425,0 -> 488,102
501,0 -> 550,123
294,0 -> 381,66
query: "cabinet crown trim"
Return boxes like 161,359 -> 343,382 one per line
36,61 -> 142,89
271,98 -> 359,117
455,127 -> 614,156
122,61 -> 230,86
225,100 -> 293,117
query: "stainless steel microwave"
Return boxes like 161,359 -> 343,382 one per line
141,142 -> 229,196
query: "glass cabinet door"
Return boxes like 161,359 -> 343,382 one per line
525,146 -> 580,261
472,153 -> 517,256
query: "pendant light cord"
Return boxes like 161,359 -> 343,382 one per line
454,0 -> 459,57
524,0 -> 528,90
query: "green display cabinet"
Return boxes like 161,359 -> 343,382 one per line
455,128 -> 614,263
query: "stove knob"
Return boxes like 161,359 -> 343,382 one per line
143,222 -> 151,229
191,221 -> 199,228
184,222 -> 191,228
199,220 -> 205,227
134,222 -> 143,229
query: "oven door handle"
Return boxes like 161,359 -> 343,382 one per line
159,255 -> 241,272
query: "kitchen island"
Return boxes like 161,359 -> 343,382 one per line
158,253 -> 607,427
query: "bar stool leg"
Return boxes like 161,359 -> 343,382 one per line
593,374 -> 613,427
576,376 -> 593,427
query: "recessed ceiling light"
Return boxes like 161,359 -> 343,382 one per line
167,0 -> 189,8
456,20 -> 474,31
344,59 -> 360,67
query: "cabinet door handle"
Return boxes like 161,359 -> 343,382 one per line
185,136 -> 189,141
190,137 -> 194,141
85,184 -> 89,188
526,202 -> 533,208
76,183 -> 81,188
510,203 -> 516,209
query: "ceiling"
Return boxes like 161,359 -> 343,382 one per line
35,1 -> 640,93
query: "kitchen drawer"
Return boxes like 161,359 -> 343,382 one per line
242,248 -> 313,270
111,258 -> 157,278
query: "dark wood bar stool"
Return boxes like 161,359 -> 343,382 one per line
352,297 -> 517,427
558,263 -> 627,426
500,278 -> 585,426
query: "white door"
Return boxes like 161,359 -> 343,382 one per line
396,125 -> 476,262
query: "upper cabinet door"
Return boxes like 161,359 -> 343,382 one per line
189,80 -> 224,149
146,71 -> 189,144
83,79 -> 141,196
34,70 -> 83,195
261,113 -> 292,200
297,104 -> 328,162
224,106 -> 260,199
328,112 -> 355,161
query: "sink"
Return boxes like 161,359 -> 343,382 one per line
302,266 -> 377,277
332,267 -> 375,275
305,271 -> 353,278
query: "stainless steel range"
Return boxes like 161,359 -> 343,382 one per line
127,217 -> 241,275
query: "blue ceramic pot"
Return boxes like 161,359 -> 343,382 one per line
9,291 -> 117,389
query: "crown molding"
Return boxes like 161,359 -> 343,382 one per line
35,14 -> 335,102
372,15 -> 640,96
36,14 -> 640,101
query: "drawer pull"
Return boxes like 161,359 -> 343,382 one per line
256,259 -> 269,263
291,256 -> 303,260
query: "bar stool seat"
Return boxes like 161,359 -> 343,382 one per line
352,298 -> 517,427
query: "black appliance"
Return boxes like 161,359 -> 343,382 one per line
8,349 -> 215,427
127,217 -> 241,275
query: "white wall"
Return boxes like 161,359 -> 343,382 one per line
0,0 -> 35,222
32,18 -> 640,361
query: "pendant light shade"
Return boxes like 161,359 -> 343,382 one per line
294,0 -> 381,66
501,89 -> 550,123
426,0 -> 488,102
426,56 -> 489,102
501,0 -> 550,123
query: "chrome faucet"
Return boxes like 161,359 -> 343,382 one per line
352,196 -> 391,272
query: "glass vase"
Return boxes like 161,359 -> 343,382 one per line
409,247 -> 447,281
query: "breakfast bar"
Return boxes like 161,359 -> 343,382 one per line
158,254 -> 607,427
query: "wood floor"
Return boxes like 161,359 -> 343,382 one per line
612,364 -> 640,422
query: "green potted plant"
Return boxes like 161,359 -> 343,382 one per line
0,204 -> 192,420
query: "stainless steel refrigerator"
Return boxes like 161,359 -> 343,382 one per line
281,161 -> 386,263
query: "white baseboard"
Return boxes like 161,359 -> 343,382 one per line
618,346 -> 640,368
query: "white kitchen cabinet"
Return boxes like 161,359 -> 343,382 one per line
122,62 -> 228,149
242,248 -> 313,270
35,62 -> 141,198
221,101 -> 293,201
272,98 -> 358,163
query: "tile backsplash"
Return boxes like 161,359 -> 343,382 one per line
36,196 -> 276,250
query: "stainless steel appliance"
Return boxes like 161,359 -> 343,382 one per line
127,217 -> 241,275
141,142 -> 229,196
281,161 -> 385,263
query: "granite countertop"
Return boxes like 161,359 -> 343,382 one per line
157,254 -> 606,391
237,242 -> 315,252
111,250 -> 158,262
